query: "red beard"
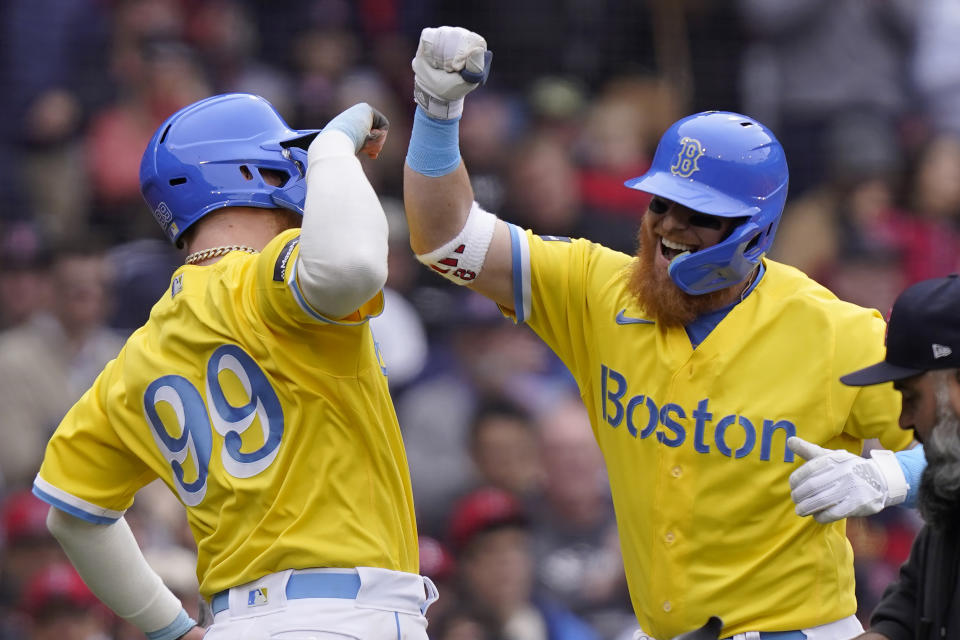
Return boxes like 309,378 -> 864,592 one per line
627,215 -> 739,327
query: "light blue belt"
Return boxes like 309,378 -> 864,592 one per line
211,572 -> 362,615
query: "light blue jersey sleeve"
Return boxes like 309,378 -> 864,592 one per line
895,446 -> 926,508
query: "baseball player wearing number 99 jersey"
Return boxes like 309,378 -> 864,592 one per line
403,26 -> 918,640
32,95 -> 434,640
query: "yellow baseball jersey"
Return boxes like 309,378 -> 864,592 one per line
500,226 -> 911,639
34,229 -> 418,597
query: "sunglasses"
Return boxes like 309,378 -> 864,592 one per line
648,197 -> 726,230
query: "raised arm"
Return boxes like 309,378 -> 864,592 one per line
403,26 -> 515,310
296,103 -> 391,319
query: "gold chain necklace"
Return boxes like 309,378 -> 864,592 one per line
184,245 -> 259,265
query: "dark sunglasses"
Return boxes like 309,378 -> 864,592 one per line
648,197 -> 725,230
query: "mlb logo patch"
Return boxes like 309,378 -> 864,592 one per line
171,274 -> 183,298
247,587 -> 268,607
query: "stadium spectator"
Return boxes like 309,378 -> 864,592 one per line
912,0 -> 960,137
396,288 -> 573,536
737,0 -> 916,196
1,490 -> 65,589
85,38 -> 210,242
0,239 -> 123,489
19,563 -> 112,640
0,0 -> 111,239
0,222 -> 52,331
531,396 -> 633,639
446,487 -> 600,640
468,399 -> 544,504
417,535 -> 457,629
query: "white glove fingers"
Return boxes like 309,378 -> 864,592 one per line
456,43 -> 487,74
418,27 -> 486,72
788,454 -> 838,488
787,436 -> 830,462
794,482 -> 847,516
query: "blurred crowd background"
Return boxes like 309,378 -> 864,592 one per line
0,0 -> 954,638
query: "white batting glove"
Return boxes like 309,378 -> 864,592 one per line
787,436 -> 909,524
412,26 -> 490,120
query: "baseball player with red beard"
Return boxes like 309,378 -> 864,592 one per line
402,26 -> 925,640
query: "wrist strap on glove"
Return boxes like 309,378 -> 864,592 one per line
414,83 -> 464,120
870,448 -> 909,505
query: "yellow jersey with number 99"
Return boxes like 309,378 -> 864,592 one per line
500,226 -> 912,639
34,229 -> 418,597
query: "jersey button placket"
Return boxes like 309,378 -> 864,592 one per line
665,466 -> 680,545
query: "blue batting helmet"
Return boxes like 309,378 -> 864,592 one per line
139,93 -> 320,245
625,111 -> 789,295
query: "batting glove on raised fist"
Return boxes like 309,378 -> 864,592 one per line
412,26 -> 491,120
787,436 -> 909,524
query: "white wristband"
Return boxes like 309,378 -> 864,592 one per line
416,201 -> 496,285
870,448 -> 909,505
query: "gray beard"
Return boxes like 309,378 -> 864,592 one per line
917,383 -> 960,531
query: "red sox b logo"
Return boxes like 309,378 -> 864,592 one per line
670,137 -> 704,178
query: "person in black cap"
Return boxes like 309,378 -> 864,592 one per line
803,275 -> 960,640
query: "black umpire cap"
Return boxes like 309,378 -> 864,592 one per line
841,274 -> 960,386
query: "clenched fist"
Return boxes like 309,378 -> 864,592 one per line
412,26 -> 491,120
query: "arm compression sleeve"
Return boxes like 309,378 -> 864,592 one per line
46,508 -> 195,640
296,129 -> 388,319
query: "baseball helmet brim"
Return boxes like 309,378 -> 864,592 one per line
625,171 -> 760,219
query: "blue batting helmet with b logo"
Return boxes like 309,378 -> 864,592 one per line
625,111 -> 789,295
139,93 -> 320,246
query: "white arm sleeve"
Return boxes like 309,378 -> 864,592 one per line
46,508 -> 188,634
296,129 -> 388,319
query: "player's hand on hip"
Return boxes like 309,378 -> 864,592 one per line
412,26 -> 491,119
787,436 -> 908,524
322,103 -> 390,158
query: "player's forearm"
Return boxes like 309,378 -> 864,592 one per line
46,508 -> 196,640
298,128 -> 389,317
403,160 -> 475,254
